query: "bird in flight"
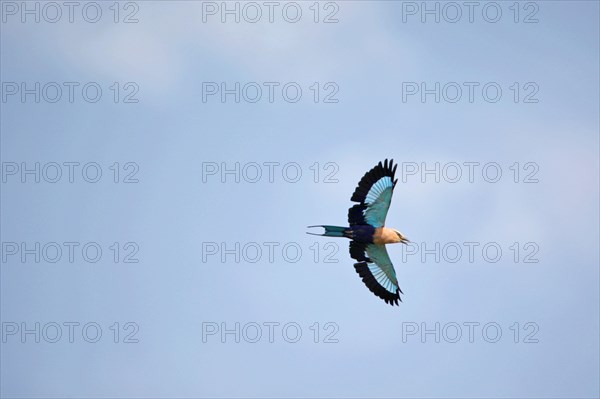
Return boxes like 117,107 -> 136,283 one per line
308,159 -> 409,305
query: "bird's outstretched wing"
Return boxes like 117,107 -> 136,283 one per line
348,159 -> 398,228
350,242 -> 402,305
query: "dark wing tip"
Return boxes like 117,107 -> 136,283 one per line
353,262 -> 402,306
350,159 -> 399,203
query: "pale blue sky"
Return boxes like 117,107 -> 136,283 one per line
1,1 -> 599,398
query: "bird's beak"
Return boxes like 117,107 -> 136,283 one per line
401,237 -> 410,245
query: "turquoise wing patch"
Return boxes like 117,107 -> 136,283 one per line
349,159 -> 398,228
353,244 -> 402,305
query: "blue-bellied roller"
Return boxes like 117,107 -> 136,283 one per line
308,159 -> 409,305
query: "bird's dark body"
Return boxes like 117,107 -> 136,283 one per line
347,225 -> 375,243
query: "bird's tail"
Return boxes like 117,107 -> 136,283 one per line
306,225 -> 349,238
